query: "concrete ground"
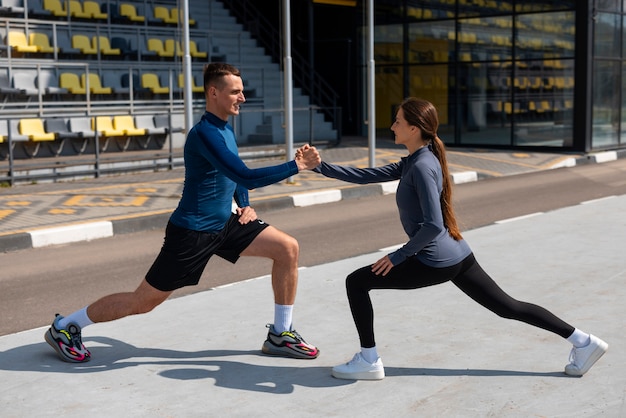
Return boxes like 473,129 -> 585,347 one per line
0,193 -> 623,417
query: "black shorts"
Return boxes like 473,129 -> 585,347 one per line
145,213 -> 269,291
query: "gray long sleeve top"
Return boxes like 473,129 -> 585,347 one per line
314,146 -> 471,267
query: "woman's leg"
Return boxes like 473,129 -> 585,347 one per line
451,254 -> 575,338
346,258 -> 458,348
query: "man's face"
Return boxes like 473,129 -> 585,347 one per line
209,74 -> 246,120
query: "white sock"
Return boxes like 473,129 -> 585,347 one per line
361,346 -> 379,363
58,306 -> 94,330
273,304 -> 293,334
567,328 -> 590,348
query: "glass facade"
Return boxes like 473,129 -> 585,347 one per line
371,0 -> 579,149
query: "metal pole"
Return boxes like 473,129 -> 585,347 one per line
283,0 -> 294,183
182,0 -> 193,135
367,0 -> 376,167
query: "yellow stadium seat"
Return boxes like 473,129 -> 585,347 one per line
29,32 -> 58,53
113,115 -> 146,136
59,73 -> 87,94
92,36 -> 120,56
72,34 -> 98,54
178,74 -> 204,93
147,38 -> 173,57
170,8 -> 195,26
164,39 -> 183,57
141,73 -> 169,94
92,116 -> 125,137
81,73 -> 112,94
7,31 -> 39,53
189,41 -> 207,58
83,0 -> 107,19
120,3 -> 145,22
19,118 -> 56,141
153,6 -> 177,24
43,0 -> 67,16
67,0 -> 90,18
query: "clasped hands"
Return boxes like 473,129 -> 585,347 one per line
294,144 -> 321,171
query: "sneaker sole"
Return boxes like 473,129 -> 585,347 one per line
331,368 -> 385,380
44,329 -> 90,363
565,341 -> 608,376
261,342 -> 319,359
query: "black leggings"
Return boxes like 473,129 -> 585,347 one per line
346,253 -> 575,348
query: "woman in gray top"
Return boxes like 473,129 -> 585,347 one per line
311,97 -> 607,380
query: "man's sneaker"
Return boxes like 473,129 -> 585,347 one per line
565,334 -> 608,376
332,352 -> 385,380
44,314 -> 91,363
261,324 -> 319,359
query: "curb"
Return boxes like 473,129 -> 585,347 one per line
1,150 -> 623,253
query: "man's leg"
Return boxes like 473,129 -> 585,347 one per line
45,279 -> 172,363
87,279 -> 173,322
240,225 -> 299,305
241,226 -> 319,359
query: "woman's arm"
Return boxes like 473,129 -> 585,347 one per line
314,161 -> 402,184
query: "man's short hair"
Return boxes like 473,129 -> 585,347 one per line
203,63 -> 241,92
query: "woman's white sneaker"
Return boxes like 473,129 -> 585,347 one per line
565,334 -> 608,376
331,352 -> 385,380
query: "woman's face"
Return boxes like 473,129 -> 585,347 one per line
391,108 -> 421,149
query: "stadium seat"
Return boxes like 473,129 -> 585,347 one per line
189,40 -> 207,59
92,116 -> 124,137
72,34 -> 98,55
119,2 -> 144,22
29,32 -> 58,53
83,0 -> 106,19
141,73 -> 169,94
102,72 -> 130,95
0,70 -> 21,94
45,117 -> 82,139
68,117 -> 96,138
18,118 -> 55,141
113,115 -> 146,136
178,74 -> 204,94
0,119 -> 29,143
92,36 -> 120,56
81,73 -> 112,94
59,72 -> 86,94
154,114 -> 183,133
147,38 -> 173,58
36,70 -> 68,95
134,115 -> 167,135
67,0 -> 89,18
12,72 -> 39,95
7,31 -> 38,53
164,39 -> 183,57
110,37 -> 138,59
1,0 -> 25,14
27,0 -> 52,17
152,5 -> 177,24
170,8 -> 195,26
57,31 -> 81,56
43,0 -> 66,16
67,117 -> 95,153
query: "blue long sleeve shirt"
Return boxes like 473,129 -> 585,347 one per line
314,146 -> 471,267
169,111 -> 299,233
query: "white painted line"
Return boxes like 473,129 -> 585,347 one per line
29,221 -> 114,248
380,180 -> 399,194
581,195 -> 617,205
292,189 -> 342,207
451,171 -> 478,184
379,244 -> 403,252
591,151 -> 618,163
494,212 -> 544,224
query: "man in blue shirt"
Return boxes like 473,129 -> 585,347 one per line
45,63 -> 321,363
